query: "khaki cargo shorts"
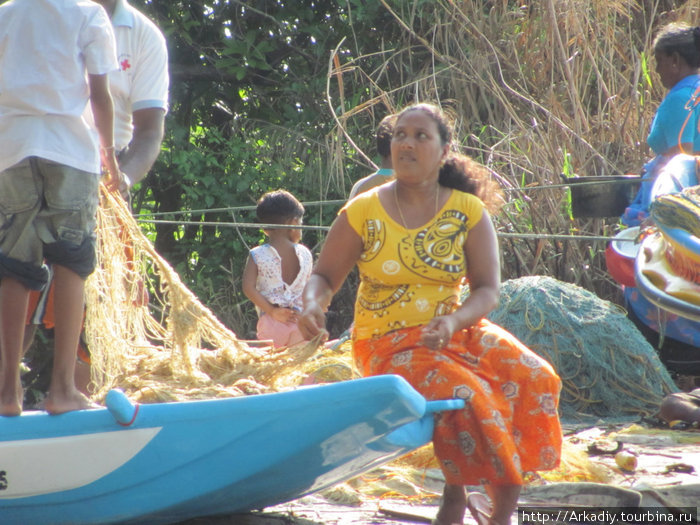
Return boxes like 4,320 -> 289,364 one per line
0,157 -> 99,290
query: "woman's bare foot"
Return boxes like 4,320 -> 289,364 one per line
489,484 -> 520,525
44,389 -> 97,415
466,492 -> 493,525
433,484 -> 467,525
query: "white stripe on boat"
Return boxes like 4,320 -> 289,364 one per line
0,427 -> 161,499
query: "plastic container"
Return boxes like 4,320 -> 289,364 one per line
563,174 -> 641,218
606,227 -> 641,287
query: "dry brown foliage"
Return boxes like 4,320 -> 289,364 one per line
326,0 -> 698,303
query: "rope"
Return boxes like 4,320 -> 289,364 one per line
677,84 -> 700,154
143,200 -> 347,217
140,179 -> 640,219
136,219 -> 331,231
133,177 -> 644,244
136,218 -> 633,245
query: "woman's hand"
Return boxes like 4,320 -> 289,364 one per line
298,301 -> 329,341
298,213 -> 363,342
420,314 -> 459,350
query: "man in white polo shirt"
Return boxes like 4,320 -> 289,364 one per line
72,0 -> 170,390
90,0 -> 169,194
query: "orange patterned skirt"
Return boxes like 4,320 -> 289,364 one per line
353,319 -> 562,487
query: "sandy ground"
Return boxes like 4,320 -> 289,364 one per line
177,422 -> 700,525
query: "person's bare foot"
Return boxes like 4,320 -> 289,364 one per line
466,492 -> 493,525
433,484 -> 467,525
44,389 -> 98,415
0,381 -> 23,416
0,398 -> 22,416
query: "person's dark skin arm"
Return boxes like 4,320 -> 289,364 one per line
298,213 -> 363,340
659,391 -> 700,424
242,255 -> 298,324
88,73 -> 120,191
117,107 -> 165,195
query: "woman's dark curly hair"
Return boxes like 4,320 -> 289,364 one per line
394,103 -> 503,213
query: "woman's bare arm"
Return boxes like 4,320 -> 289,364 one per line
298,212 -> 363,338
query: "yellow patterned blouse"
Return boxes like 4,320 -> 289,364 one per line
343,187 -> 485,340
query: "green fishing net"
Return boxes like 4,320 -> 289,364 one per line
486,276 -> 678,422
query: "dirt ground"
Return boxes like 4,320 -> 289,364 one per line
179,421 -> 700,525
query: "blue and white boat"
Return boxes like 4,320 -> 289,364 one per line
0,374 -> 462,525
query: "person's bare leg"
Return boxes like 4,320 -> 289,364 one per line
433,484 -> 467,525
490,484 -> 521,525
0,278 -> 30,416
659,392 -> 700,424
22,324 -> 38,355
44,265 -> 93,414
74,358 -> 92,396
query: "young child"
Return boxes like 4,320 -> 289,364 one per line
242,190 -> 313,348
0,0 -> 121,416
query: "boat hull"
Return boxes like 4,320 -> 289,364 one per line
0,375 -> 453,524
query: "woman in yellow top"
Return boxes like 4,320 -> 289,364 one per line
299,103 -> 562,525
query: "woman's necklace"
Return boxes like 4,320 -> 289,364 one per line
393,183 -> 440,230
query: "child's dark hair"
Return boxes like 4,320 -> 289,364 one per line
376,114 -> 396,160
256,189 -> 305,224
653,23 -> 700,68
394,103 -> 503,213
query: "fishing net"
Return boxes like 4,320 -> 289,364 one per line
486,275 -> 678,422
87,192 -> 677,421
84,189 -> 329,403
84,193 -> 629,498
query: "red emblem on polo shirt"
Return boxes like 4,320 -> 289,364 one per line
120,59 -> 131,71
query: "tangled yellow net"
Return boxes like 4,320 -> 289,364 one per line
83,190 -> 611,500
84,189 -> 333,403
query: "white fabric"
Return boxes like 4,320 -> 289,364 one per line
0,0 -> 118,173
250,244 -> 313,316
106,0 -> 169,150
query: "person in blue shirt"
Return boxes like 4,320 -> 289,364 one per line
618,23 -> 700,376
623,23 -> 700,226
647,24 -> 700,157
